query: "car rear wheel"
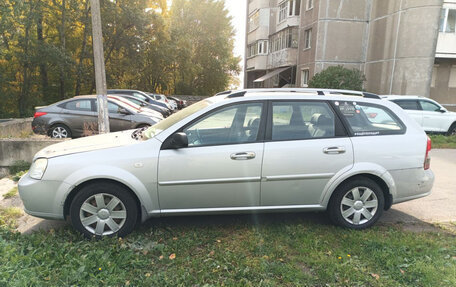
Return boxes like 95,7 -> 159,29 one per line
49,124 -> 71,138
447,123 -> 456,136
328,177 -> 384,229
69,182 -> 138,238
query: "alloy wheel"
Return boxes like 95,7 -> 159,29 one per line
340,186 -> 378,225
52,126 -> 69,138
79,193 -> 127,236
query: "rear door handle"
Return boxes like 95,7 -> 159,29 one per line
230,152 -> 256,160
323,147 -> 346,154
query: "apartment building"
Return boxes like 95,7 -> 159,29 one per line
432,0 -> 456,106
245,0 -> 450,104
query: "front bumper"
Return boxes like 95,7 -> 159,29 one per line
18,173 -> 71,220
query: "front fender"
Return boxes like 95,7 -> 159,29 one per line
320,162 -> 396,208
61,165 -> 158,214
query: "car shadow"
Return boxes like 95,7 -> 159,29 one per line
142,211 -> 333,230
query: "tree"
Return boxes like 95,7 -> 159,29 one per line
308,65 -> 366,91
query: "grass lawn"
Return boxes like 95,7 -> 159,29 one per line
429,135 -> 456,149
0,213 -> 455,286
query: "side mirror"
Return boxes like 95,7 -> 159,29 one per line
439,108 -> 447,113
162,132 -> 188,149
118,107 -> 130,115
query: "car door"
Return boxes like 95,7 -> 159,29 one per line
261,100 -> 353,206
60,99 -> 97,136
419,100 -> 447,132
157,102 -> 265,210
392,100 -> 423,127
105,101 -> 133,132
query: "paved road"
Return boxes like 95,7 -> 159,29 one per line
3,149 -> 455,234
381,149 -> 456,224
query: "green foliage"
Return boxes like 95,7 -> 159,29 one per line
309,65 -> 366,91
3,187 -> 18,199
11,170 -> 27,182
8,160 -> 30,175
0,218 -> 455,286
429,135 -> 456,149
0,207 -> 22,229
0,0 -> 240,118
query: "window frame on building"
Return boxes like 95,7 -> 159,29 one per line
248,10 -> 260,33
270,27 -> 299,53
306,0 -> 313,11
304,28 -> 312,49
440,8 -> 456,33
300,69 -> 310,87
279,0 -> 301,23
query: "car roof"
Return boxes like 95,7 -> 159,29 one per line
216,88 -> 380,99
381,95 -> 424,100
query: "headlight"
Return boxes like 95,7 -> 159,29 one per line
29,158 -> 48,180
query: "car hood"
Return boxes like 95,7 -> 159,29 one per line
34,130 -> 139,159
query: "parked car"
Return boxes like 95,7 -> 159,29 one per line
108,89 -> 172,117
146,93 -> 175,111
20,88 -> 434,238
109,94 -> 168,117
106,95 -> 164,121
32,96 -> 160,138
167,96 -> 187,109
383,95 -> 456,135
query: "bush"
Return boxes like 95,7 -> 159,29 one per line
8,160 -> 31,175
308,65 -> 366,91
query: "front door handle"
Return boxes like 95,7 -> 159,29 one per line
323,146 -> 346,154
230,152 -> 256,160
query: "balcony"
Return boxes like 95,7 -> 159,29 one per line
268,48 -> 298,69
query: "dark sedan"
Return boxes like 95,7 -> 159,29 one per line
32,96 -> 160,138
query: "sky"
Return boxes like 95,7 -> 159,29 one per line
224,0 -> 247,88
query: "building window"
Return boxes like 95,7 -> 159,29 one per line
449,65 -> 456,88
304,29 -> 312,49
270,27 -> 298,52
248,10 -> 259,32
306,0 -> 313,10
279,0 -> 300,22
301,69 -> 309,87
279,2 -> 288,22
440,8 -> 456,33
247,40 -> 269,58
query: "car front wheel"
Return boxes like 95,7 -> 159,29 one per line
69,182 -> 138,238
328,177 -> 384,229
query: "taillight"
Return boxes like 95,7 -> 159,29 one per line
424,136 -> 432,170
34,112 -> 47,118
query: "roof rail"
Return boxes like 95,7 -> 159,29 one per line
218,88 -> 380,99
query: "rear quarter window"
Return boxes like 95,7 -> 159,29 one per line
335,101 -> 405,136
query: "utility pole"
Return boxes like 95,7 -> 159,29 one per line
90,0 -> 110,134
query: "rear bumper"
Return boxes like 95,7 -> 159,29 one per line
392,168 -> 434,204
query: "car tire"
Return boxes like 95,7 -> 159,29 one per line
446,123 -> 456,136
49,124 -> 72,138
69,182 -> 138,238
328,177 -> 384,229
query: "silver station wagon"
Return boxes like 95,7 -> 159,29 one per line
18,89 -> 435,238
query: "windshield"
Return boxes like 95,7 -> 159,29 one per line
142,99 -> 212,139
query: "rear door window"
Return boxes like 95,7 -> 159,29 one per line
271,101 -> 336,141
64,100 -> 92,111
392,100 -> 420,110
335,101 -> 405,136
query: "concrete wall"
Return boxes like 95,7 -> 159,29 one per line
365,0 -> 443,96
0,118 -> 33,138
431,58 -> 456,106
